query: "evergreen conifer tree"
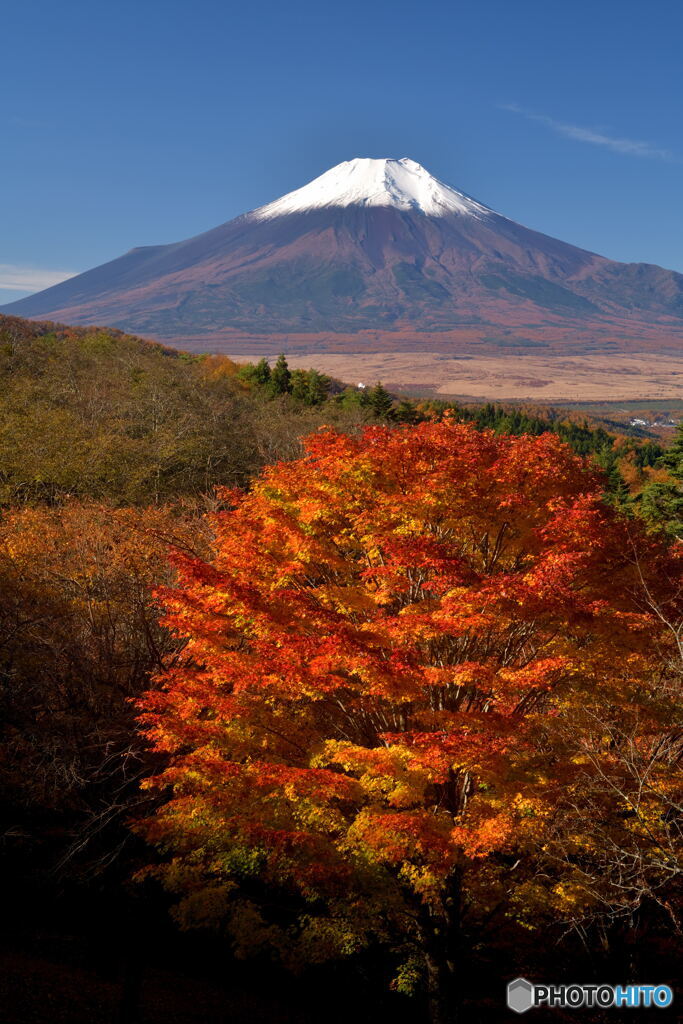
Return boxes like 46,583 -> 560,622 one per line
393,400 -> 420,424
270,353 -> 292,395
661,421 -> 683,480
290,369 -> 309,403
253,357 -> 272,387
636,481 -> 683,538
636,422 -> 683,536
306,369 -> 329,406
369,382 -> 394,419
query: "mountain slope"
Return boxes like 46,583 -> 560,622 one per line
5,158 -> 683,354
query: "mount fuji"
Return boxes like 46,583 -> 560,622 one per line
5,157 -> 683,357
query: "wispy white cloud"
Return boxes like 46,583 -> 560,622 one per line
500,103 -> 673,160
0,264 -> 77,292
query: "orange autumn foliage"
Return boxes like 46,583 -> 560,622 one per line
135,420 -> 682,990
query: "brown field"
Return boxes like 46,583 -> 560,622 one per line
230,351 -> 683,402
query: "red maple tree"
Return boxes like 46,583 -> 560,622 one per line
136,421 -> 681,1022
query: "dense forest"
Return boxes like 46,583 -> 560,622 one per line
1,314 -> 681,1022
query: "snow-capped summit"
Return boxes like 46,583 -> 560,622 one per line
251,157 -> 494,220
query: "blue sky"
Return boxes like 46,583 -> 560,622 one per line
2,0 -> 682,304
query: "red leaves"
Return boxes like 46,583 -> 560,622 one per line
136,420 -> 682,918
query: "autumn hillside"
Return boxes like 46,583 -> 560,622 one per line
0,314 -> 364,505
0,312 -> 672,509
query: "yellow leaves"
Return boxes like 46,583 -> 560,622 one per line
397,862 -> 443,902
388,782 -> 423,809
550,879 -> 592,912
311,584 -> 377,615
296,915 -> 366,962
288,796 -> 348,837
318,740 -> 453,846
319,740 -> 407,783
392,954 -> 424,996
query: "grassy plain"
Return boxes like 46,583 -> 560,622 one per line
229,351 -> 683,403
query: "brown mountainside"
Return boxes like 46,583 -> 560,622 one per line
4,158 -> 683,358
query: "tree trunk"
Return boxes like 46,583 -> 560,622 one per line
425,947 -> 459,1024
419,870 -> 464,1024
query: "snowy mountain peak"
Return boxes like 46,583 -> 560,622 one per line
251,157 -> 494,220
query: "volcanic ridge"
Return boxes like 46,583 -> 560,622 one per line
4,157 -> 683,363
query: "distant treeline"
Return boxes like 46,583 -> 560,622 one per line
236,352 -> 674,518
0,314 -> 679,526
